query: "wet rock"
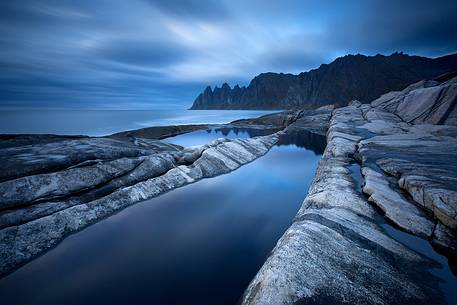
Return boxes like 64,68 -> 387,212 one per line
231,110 -> 303,128
110,124 -> 208,140
362,167 -> 434,238
241,112 -> 445,304
0,157 -> 142,210
0,134 -> 279,277
0,136 -> 179,183
0,153 -> 177,229
284,108 -> 333,136
243,78 -> 457,304
432,222 -> 457,254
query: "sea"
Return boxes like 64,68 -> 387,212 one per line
0,109 -> 277,136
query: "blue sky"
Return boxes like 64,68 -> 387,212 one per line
1,0 -> 456,109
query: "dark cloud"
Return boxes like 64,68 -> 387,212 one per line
260,49 -> 326,73
0,0 -> 456,109
96,39 -> 190,67
329,0 -> 457,56
144,0 -> 230,20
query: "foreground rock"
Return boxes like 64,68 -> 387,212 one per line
0,129 -> 279,277
242,78 -> 457,304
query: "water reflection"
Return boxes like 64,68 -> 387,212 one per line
165,126 -> 326,154
0,130 -> 323,305
165,127 -> 280,147
278,130 -> 326,155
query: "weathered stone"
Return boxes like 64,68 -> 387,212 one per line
0,134 -> 279,277
110,124 -> 208,140
243,78 -> 457,303
0,157 -> 142,210
241,112 -> 445,304
373,77 -> 457,125
362,167 -> 434,238
0,136 -> 179,183
432,222 -> 457,254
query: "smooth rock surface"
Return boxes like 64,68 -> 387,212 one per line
242,77 -> 457,304
0,132 -> 279,277
242,108 -> 446,304
372,77 -> 457,125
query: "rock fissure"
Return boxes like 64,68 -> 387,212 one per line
242,77 -> 457,305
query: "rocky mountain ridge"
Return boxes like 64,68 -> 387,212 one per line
191,52 -> 457,110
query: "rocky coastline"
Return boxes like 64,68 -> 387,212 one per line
241,76 -> 457,304
1,76 -> 456,304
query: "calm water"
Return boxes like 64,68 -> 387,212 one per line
0,109 -> 276,136
165,126 -> 281,147
0,130 -> 325,305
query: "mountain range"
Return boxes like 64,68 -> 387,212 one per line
190,52 -> 457,110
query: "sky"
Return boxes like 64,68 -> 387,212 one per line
1,0 -> 456,109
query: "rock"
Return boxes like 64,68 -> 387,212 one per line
0,157 -> 142,210
110,124 -> 208,140
0,153 -> 177,229
432,222 -> 457,254
357,122 -> 457,236
0,133 -> 280,277
362,167 -> 434,238
372,77 -> 457,125
231,110 -> 304,128
0,136 -> 179,183
241,111 -> 445,304
191,53 -> 457,110
283,108 -> 333,136
242,78 -> 457,303
0,108 -> 314,278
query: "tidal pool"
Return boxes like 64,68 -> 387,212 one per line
0,130 -> 325,305
164,126 -> 281,147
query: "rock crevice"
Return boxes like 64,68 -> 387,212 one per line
241,77 -> 457,305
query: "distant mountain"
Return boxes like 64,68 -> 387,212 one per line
190,52 -> 457,110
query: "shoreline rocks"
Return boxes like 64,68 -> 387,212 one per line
0,126 -> 283,277
1,76 -> 456,304
241,78 -> 457,304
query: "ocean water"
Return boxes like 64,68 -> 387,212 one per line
0,109 -> 277,136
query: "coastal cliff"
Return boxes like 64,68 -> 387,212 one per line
191,52 -> 457,110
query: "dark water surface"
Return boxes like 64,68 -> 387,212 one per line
0,131 -> 325,305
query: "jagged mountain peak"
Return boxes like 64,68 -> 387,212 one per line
191,52 -> 457,110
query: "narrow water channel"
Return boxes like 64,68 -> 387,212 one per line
0,130 -> 325,305
349,163 -> 457,304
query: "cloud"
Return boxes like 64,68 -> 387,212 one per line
0,0 -> 456,109
96,39 -> 191,67
144,0 -> 231,21
328,0 -> 457,56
